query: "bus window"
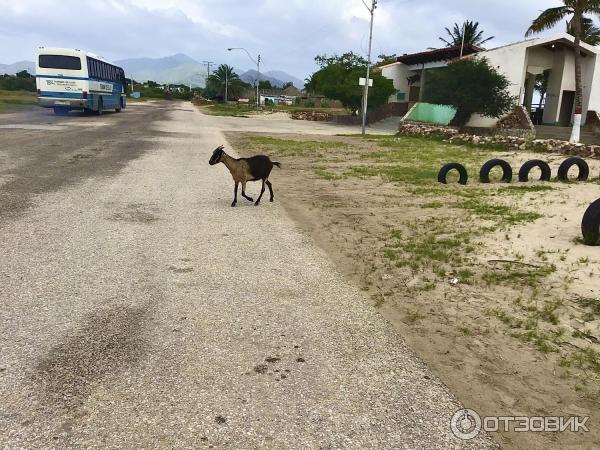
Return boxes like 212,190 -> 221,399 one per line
39,55 -> 82,70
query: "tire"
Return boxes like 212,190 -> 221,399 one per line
116,98 -> 123,112
438,163 -> 468,185
558,157 -> 589,181
97,97 -> 103,116
479,159 -> 513,183
518,159 -> 552,182
53,107 -> 68,115
582,198 -> 600,246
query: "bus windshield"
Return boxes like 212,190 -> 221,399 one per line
38,55 -> 82,70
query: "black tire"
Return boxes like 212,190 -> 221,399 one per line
582,198 -> 600,246
97,97 -> 103,116
438,163 -> 468,185
518,159 -> 552,182
116,97 -> 123,112
479,159 -> 513,183
558,157 -> 589,181
53,107 -> 68,115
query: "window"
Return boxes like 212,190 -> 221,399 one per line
39,55 -> 82,70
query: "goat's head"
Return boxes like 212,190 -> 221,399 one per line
209,145 -> 225,165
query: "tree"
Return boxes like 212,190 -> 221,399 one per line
439,20 -> 494,47
567,16 -> 600,45
535,70 -> 551,108
282,81 -> 294,89
424,58 -> 514,126
258,80 -> 273,90
526,1 -> 600,143
206,64 -> 248,100
307,52 -> 395,115
377,53 -> 398,65
15,70 -> 33,79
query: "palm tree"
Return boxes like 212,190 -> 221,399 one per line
439,20 -> 494,47
568,16 -> 600,45
526,1 -> 600,143
207,64 -> 245,101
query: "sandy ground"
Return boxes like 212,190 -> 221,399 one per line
227,130 -> 600,450
0,102 -> 495,448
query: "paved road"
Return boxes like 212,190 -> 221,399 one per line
0,102 -> 494,448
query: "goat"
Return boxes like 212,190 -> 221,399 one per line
209,145 -> 281,207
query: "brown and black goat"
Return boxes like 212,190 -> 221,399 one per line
209,145 -> 281,207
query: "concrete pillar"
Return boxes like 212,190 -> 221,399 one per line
523,72 -> 536,110
418,66 -> 426,102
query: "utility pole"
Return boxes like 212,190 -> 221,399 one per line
256,55 -> 261,112
203,60 -> 214,90
225,69 -> 228,103
459,21 -> 466,57
361,0 -> 377,136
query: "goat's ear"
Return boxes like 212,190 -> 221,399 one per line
218,145 -> 224,150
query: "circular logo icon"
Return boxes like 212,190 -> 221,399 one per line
450,408 -> 482,440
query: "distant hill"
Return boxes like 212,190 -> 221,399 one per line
264,70 -> 304,89
0,54 -> 304,89
115,54 -> 208,87
0,60 -> 35,75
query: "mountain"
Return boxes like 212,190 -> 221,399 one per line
239,69 -> 303,89
0,54 -> 304,89
264,70 -> 304,89
0,60 -> 35,75
115,53 -> 208,87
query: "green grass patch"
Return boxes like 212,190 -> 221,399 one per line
0,89 -> 37,112
202,104 -> 254,117
247,136 -> 348,157
314,168 -> 344,180
560,348 -> 600,375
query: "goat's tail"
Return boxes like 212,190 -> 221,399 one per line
273,161 -> 282,169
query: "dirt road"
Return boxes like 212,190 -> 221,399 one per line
0,102 -> 493,448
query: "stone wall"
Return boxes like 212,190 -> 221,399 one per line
398,122 -> 600,158
291,102 -> 409,125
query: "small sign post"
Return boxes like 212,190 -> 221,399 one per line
359,77 -> 373,87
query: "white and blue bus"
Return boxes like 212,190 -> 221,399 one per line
35,47 -> 126,115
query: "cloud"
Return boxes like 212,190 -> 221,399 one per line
0,0 -> 570,78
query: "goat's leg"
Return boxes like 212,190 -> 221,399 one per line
232,181 -> 238,207
241,181 -> 254,202
254,179 -> 266,206
266,180 -> 274,202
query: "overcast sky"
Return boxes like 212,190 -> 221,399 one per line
1,0 -> 566,77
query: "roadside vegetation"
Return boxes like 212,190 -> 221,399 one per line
227,131 -> 600,449
0,89 -> 37,112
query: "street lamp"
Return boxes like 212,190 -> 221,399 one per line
228,47 -> 261,112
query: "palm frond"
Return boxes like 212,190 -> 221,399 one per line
526,6 -> 572,36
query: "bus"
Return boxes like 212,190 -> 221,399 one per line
35,47 -> 126,115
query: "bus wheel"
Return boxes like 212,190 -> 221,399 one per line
53,107 -> 69,115
97,97 -> 103,115
116,98 -> 122,112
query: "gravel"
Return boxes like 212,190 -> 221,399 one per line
0,102 -> 496,448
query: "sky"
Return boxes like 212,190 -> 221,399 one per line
0,0 -> 567,78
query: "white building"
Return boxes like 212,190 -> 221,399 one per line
377,33 -> 600,127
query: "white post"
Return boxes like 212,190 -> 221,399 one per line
361,0 -> 377,135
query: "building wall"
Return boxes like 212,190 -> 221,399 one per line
467,42 -> 529,127
380,62 -> 411,103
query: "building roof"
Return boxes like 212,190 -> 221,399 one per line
395,44 -> 483,66
478,32 -> 599,56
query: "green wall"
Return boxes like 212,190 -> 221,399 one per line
405,102 -> 456,125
